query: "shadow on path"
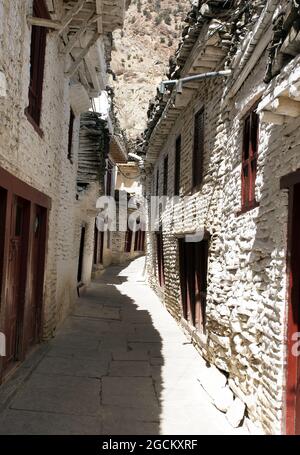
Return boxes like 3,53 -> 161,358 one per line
0,259 -> 163,435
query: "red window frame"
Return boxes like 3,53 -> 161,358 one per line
241,108 -> 259,212
26,0 -> 50,129
192,108 -> 204,189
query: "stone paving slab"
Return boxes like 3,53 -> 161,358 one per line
108,360 -> 151,377
35,355 -> 109,378
10,373 -> 101,416
101,377 -> 158,410
0,410 -> 101,435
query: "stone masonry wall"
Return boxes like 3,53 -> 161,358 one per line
0,0 -> 81,337
145,46 -> 300,434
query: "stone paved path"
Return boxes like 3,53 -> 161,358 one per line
0,257 -> 247,435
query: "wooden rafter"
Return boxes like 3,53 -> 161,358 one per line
59,0 -> 88,36
62,13 -> 100,54
66,32 -> 100,77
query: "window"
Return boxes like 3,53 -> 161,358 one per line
174,135 -> 181,196
68,109 -> 75,162
26,0 -> 50,127
156,231 -> 165,287
178,238 -> 209,333
192,108 -> 204,188
241,108 -> 259,211
163,155 -> 168,196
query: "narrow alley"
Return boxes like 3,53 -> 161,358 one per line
0,258 -> 245,435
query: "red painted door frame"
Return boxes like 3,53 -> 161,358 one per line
0,166 -> 50,382
281,171 -> 300,434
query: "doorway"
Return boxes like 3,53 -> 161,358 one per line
26,205 -> 47,348
178,238 -> 209,334
3,196 -> 30,372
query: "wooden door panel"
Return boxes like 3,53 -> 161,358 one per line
286,184 -> 300,434
3,198 -> 26,370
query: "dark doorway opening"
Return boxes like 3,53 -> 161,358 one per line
178,238 -> 209,333
77,226 -> 86,283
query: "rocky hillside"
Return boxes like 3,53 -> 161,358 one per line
110,0 -> 192,140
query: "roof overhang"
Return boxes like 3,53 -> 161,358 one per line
109,135 -> 128,164
145,22 -> 228,164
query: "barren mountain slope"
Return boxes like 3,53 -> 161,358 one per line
111,0 -> 191,140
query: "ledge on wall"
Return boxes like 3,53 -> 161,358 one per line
257,56 -> 300,124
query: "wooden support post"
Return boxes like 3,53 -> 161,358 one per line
66,33 -> 100,77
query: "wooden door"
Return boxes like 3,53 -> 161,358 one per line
26,205 -> 46,348
178,238 -> 208,333
3,197 -> 28,371
286,183 -> 300,434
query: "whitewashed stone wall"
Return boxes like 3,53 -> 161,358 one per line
0,0 -> 82,337
145,47 -> 300,434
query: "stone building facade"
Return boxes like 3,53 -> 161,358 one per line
143,0 -> 300,435
0,0 -> 126,381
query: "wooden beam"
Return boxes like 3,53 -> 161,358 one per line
62,13 -> 98,54
96,0 -> 103,34
59,0 -> 87,36
270,96 -> 300,117
66,33 -> 100,77
27,16 -> 62,30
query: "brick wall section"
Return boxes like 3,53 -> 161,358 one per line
145,46 -> 300,433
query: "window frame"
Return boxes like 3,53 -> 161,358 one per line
239,106 -> 260,214
174,135 -> 181,196
192,108 -> 205,189
25,0 -> 50,134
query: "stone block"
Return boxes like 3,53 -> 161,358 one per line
226,397 -> 246,428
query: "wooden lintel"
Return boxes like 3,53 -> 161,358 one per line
27,16 -> 62,30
